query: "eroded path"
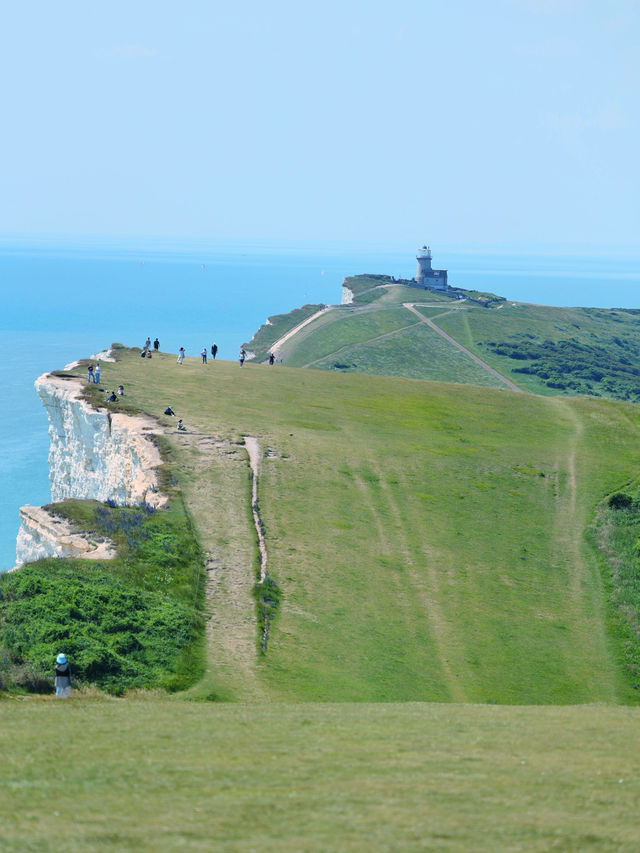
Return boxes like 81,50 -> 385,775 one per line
169,430 -> 267,700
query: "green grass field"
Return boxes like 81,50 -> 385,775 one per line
29,348 -> 640,706
3,698 -> 640,851
7,341 -> 640,850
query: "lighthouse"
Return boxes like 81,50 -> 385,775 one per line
415,246 -> 447,290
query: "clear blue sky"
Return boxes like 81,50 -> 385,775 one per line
1,0 -> 638,250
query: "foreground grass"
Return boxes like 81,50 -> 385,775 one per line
2,698 -> 640,852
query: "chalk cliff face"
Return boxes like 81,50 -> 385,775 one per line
35,373 -> 164,507
341,283 -> 354,305
14,372 -> 166,568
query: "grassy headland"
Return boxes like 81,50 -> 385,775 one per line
245,277 -> 640,402
20,346 -> 640,705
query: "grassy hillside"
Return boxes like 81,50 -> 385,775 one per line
244,277 -> 640,402
13,347 -> 637,705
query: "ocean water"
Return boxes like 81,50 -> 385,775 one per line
1,239 -> 639,571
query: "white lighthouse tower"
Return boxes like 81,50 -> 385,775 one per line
415,245 -> 447,290
416,246 -> 433,284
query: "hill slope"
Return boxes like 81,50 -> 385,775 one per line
245,276 -> 640,402
29,347 -> 640,705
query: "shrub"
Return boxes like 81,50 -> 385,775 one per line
609,493 -> 633,510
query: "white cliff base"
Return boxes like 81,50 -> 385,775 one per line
14,372 -> 167,569
14,506 -> 116,568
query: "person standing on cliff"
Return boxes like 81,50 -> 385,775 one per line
153,337 -> 160,351
87,364 -> 94,383
177,347 -> 185,365
54,653 -> 73,698
211,343 -> 218,360
94,363 -> 101,384
200,347 -> 207,364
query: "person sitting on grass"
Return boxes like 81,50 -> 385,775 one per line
117,385 -> 124,396
106,390 -> 117,402
164,406 -> 175,416
177,419 -> 186,431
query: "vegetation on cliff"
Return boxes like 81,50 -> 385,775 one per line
0,495 -> 205,694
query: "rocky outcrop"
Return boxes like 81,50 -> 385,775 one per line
14,505 -> 116,567
14,372 -> 167,569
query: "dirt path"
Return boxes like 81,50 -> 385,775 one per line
168,430 -> 267,700
403,303 -> 523,392
271,307 -> 334,358
244,436 -> 268,582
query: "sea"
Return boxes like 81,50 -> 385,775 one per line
1,237 -> 639,571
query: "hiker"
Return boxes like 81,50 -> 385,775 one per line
106,391 -> 117,402
268,353 -> 275,365
211,343 -> 218,359
153,337 -> 160,351
177,419 -> 186,431
177,347 -> 185,365
94,363 -> 101,383
146,350 -> 152,359
239,348 -> 246,367
54,653 -> 73,698
143,337 -> 151,352
117,385 -> 124,396
164,406 -> 175,416
87,364 -> 94,383
201,347 -> 207,364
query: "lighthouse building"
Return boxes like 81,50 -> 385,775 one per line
415,246 -> 448,290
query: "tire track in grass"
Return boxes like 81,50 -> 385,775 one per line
354,462 -> 461,701
547,398 -> 619,700
375,470 -> 467,702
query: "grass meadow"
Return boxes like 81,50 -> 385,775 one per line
83,349 -> 640,704
2,697 -> 640,851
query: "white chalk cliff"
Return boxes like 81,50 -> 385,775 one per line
14,372 -> 166,568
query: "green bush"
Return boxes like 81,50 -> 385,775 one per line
0,499 -> 205,694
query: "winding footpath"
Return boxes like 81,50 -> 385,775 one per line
403,302 -> 523,392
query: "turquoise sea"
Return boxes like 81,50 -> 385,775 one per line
1,238 -> 639,571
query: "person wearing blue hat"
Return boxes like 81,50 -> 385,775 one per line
54,653 -> 73,698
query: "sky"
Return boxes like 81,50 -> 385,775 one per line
0,0 -> 638,251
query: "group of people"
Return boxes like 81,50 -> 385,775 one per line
87,360 -> 124,403
164,405 -> 186,431
87,363 -> 101,383
177,343 -> 219,365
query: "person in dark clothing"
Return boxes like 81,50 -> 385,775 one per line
268,353 -> 275,365
54,653 -> 73,698
106,391 -> 118,402
153,338 -> 160,351
164,406 -> 175,416
211,343 -> 218,359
